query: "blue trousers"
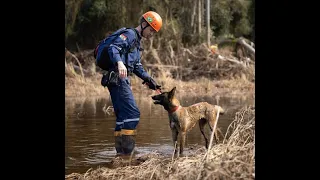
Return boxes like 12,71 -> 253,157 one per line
107,77 -> 140,136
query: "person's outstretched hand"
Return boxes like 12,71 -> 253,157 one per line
142,77 -> 161,90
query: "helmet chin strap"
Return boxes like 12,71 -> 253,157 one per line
140,22 -> 149,37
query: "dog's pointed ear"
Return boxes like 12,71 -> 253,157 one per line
168,87 -> 176,100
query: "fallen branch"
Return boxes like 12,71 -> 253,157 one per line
217,55 -> 249,67
238,38 -> 255,55
182,48 -> 208,60
75,49 -> 95,59
65,48 -> 85,79
72,64 -> 91,76
145,64 -> 180,69
217,37 -> 255,56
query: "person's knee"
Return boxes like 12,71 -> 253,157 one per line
128,105 -> 140,118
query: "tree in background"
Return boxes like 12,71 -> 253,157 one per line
65,0 -> 254,51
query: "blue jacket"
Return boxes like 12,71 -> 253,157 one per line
106,27 -> 150,81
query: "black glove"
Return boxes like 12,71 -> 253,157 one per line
142,77 -> 161,90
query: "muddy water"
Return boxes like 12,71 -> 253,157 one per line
65,94 -> 254,175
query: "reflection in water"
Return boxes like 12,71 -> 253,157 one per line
65,94 -> 254,175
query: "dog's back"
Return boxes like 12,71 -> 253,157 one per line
175,102 -> 224,132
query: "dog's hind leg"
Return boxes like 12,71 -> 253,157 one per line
214,129 -> 220,144
199,118 -> 209,149
208,120 -> 220,144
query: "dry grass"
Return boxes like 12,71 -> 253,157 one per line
65,65 -> 106,97
65,43 -> 254,98
65,106 -> 255,180
65,65 -> 254,98
153,75 -> 254,97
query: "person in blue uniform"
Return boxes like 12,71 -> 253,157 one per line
95,11 -> 163,155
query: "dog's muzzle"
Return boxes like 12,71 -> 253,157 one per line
153,100 -> 161,104
151,95 -> 161,104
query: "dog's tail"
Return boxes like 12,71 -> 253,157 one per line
215,105 -> 225,115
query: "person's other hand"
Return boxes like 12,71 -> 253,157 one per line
117,61 -> 127,78
142,77 -> 161,90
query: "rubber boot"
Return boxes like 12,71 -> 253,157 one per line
122,135 -> 136,155
115,136 -> 123,155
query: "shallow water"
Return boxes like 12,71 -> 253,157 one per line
65,94 -> 254,175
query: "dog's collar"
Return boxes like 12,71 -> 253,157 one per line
168,105 -> 181,114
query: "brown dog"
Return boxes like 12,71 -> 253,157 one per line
151,87 -> 225,155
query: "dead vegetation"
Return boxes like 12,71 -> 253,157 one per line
141,37 -> 255,82
65,40 -> 255,97
65,71 -> 254,98
65,106 -> 255,180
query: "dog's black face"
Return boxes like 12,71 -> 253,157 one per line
151,87 -> 176,110
151,92 -> 169,105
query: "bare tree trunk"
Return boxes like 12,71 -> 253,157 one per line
206,0 -> 210,47
121,0 -> 127,25
198,0 -> 202,43
191,0 -> 197,34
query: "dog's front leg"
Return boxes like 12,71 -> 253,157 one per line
179,131 -> 186,156
171,128 -> 179,155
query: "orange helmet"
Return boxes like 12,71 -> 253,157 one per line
142,11 -> 162,32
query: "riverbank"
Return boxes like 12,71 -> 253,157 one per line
65,74 -> 254,98
65,106 -> 255,180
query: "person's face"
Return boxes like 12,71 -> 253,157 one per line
142,23 -> 157,39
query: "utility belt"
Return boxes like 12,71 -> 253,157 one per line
101,70 -> 133,87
